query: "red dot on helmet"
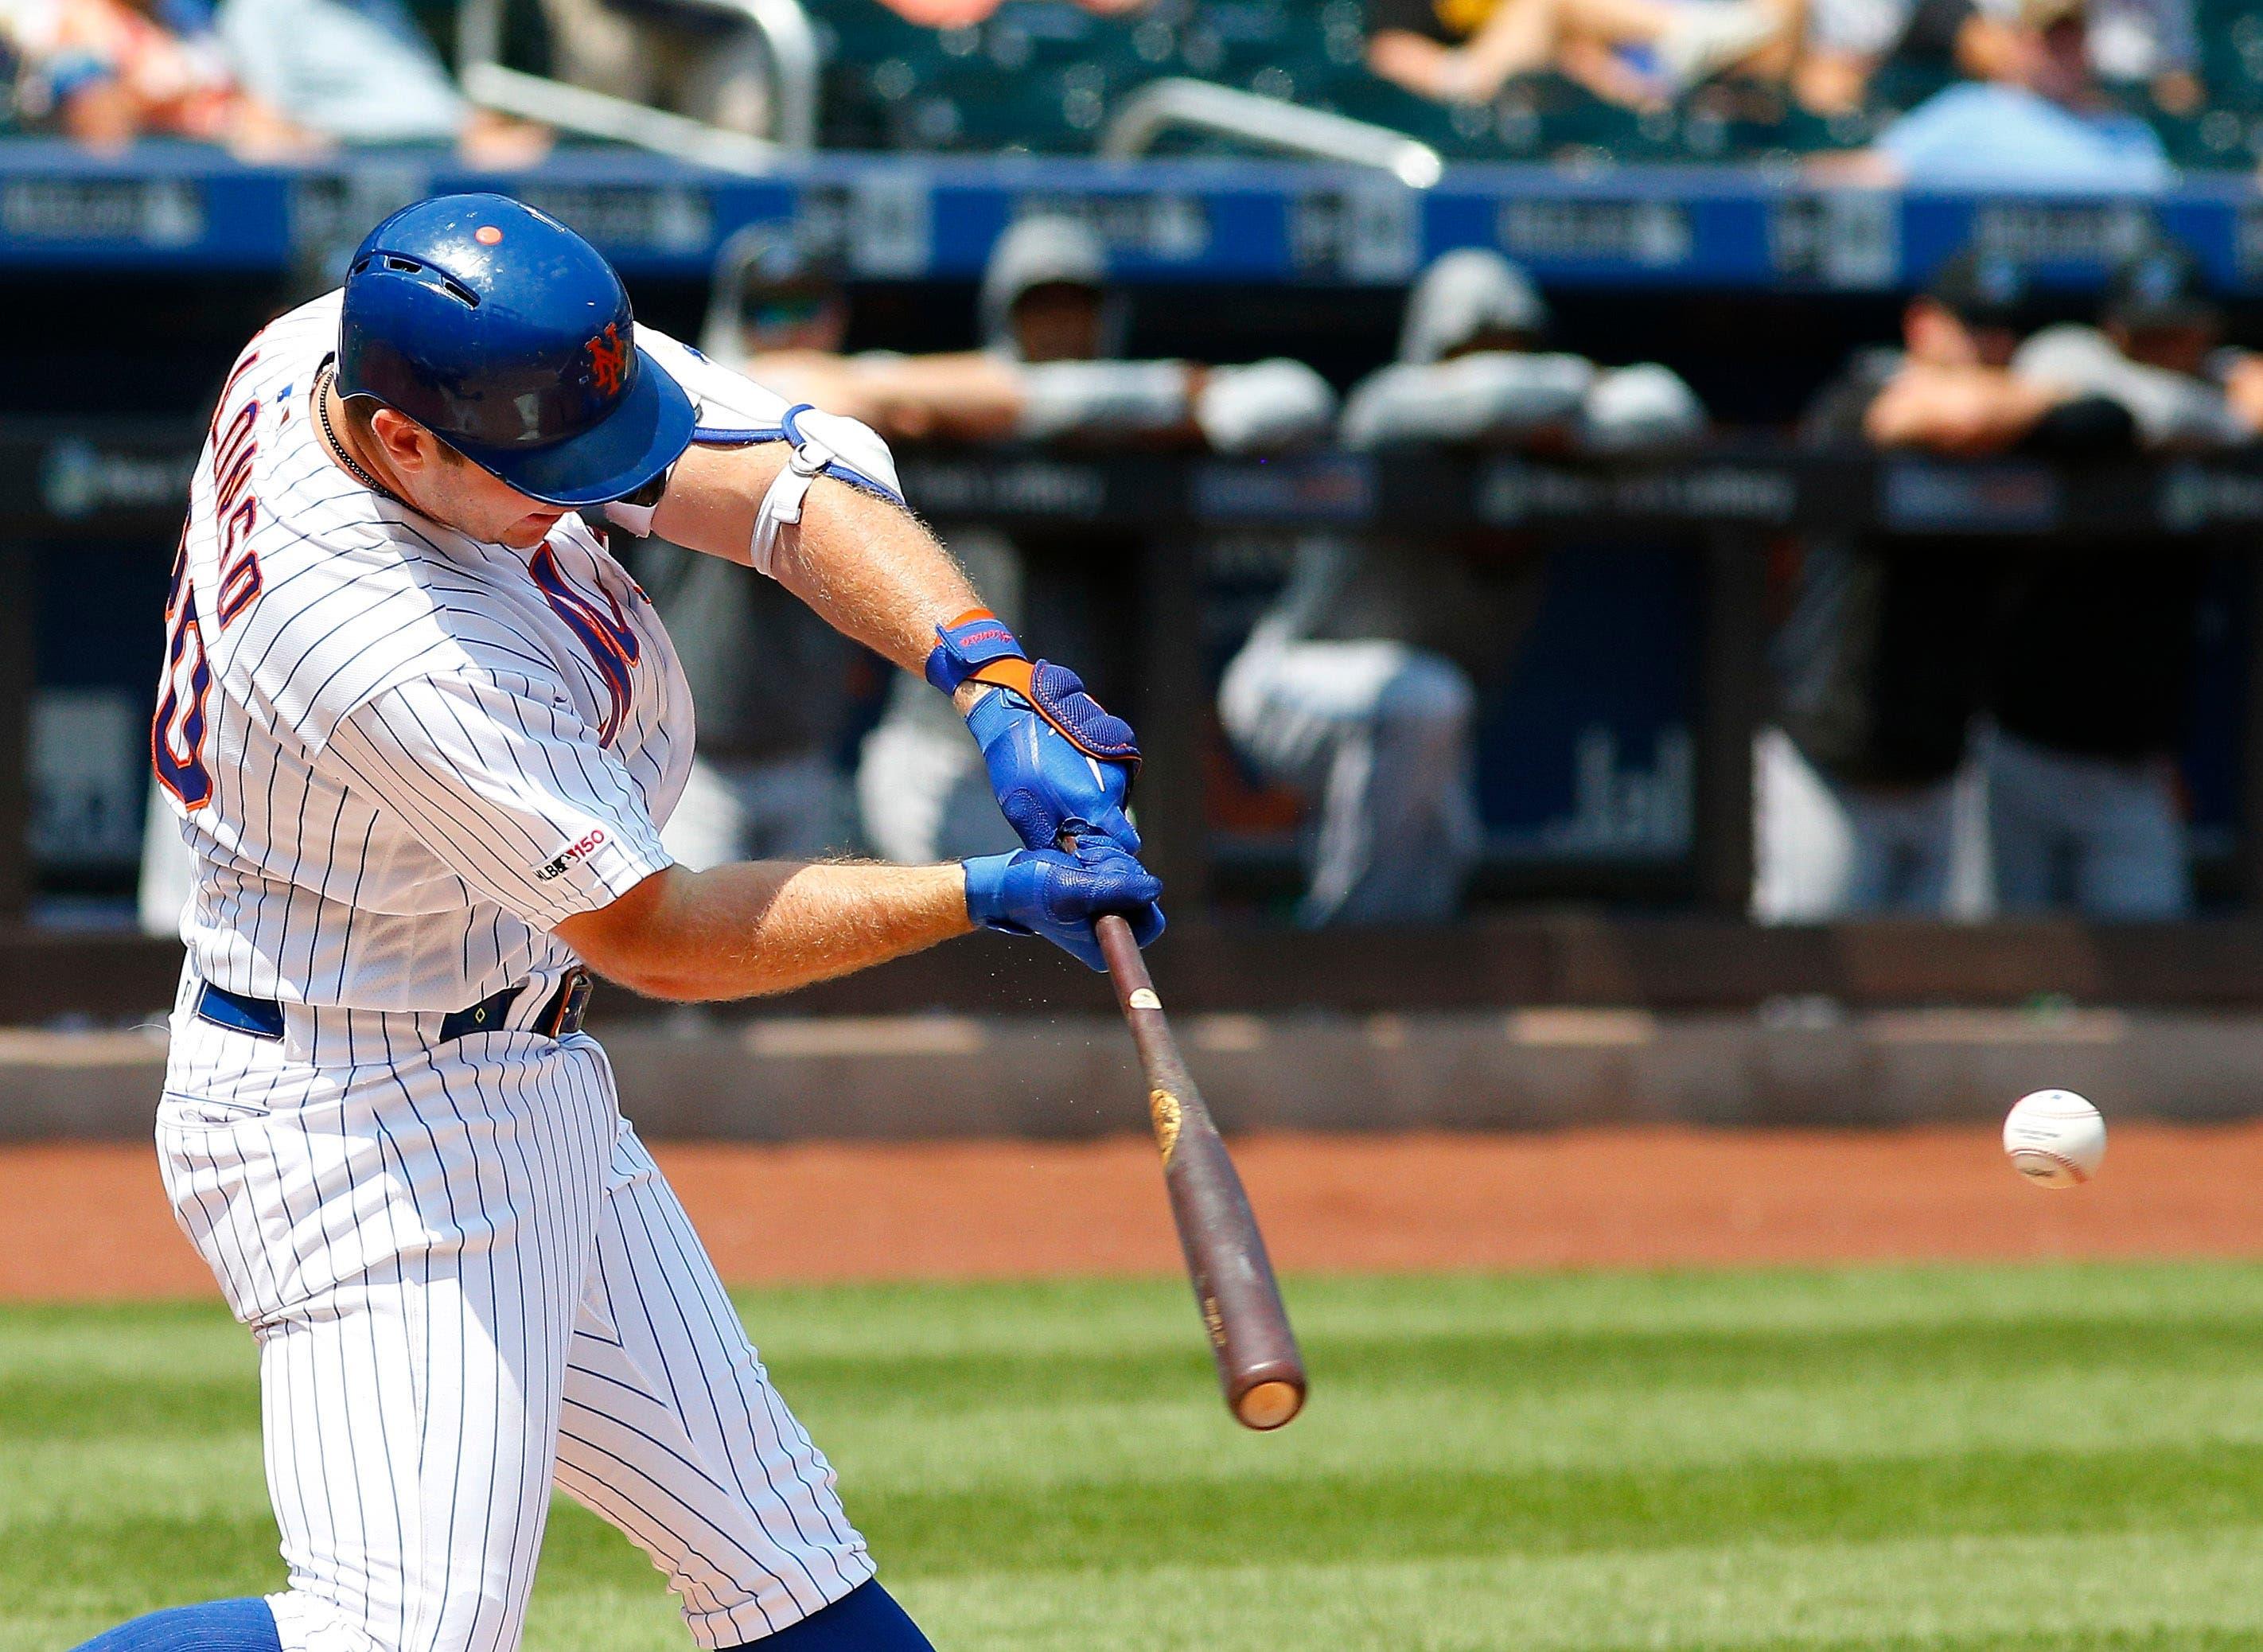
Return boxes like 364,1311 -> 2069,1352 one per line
475,226 -> 503,246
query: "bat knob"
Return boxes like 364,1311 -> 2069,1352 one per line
1233,1378 -> 1306,1432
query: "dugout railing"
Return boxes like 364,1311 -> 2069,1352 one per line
14,427 -> 2263,947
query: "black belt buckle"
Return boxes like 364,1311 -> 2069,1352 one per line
541,968 -> 594,1038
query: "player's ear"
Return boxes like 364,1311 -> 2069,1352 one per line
368,407 -> 432,472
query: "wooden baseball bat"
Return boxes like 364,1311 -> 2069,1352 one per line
1093,914 -> 1307,1430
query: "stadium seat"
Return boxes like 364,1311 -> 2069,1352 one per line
795,0 -> 2257,164
811,0 -> 1161,150
409,0 -> 554,77
2198,0 -> 2263,108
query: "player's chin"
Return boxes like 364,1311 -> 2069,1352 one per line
501,508 -> 569,548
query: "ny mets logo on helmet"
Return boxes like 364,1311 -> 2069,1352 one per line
586,323 -> 631,396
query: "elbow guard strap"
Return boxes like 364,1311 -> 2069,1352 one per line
601,403 -> 905,555
746,403 -> 906,575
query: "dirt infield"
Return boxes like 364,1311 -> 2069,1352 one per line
6,1122 -> 2263,1300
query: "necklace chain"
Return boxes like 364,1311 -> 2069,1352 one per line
314,364 -> 401,503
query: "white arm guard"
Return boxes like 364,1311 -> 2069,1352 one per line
603,323 -> 905,573
1572,364 -> 1708,458
2014,323 -> 2246,452
1193,359 -> 1338,454
1015,360 -> 1193,442
744,404 -> 904,576
1341,353 -> 1596,450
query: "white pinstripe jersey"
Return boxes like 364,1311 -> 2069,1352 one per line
151,290 -> 769,1012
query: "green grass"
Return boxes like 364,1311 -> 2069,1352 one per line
13,1263 -> 2263,1649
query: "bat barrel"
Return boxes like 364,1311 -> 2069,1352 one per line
1096,915 -> 1308,1432
1163,1114 -> 1307,1428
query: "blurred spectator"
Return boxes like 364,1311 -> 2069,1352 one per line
852,215 -> 1335,864
1982,244 -> 2243,917
1367,0 -> 1794,110
1960,0 -> 2198,106
1795,0 -> 1991,112
2078,0 -> 2197,102
2016,243 -> 2257,446
537,0 -> 771,135
1797,0 -> 2196,115
641,565 -> 867,867
216,0 -> 547,161
697,227 -> 1027,442
1756,251 -> 2047,921
532,210 -> 1341,877
0,0 -> 310,151
1760,243 -> 2222,923
538,0 -> 1151,130
1337,249 -> 1708,456
2217,341 -> 2263,440
695,221 -> 1080,863
1222,249 -> 1705,925
706,220 -> 1329,455
701,224 -> 855,386
1829,0 -> 2171,188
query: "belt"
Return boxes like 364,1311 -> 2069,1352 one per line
194,968 -> 594,1045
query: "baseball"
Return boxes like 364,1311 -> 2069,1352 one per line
2003,1089 -> 2106,1188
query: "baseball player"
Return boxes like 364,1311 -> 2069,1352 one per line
1220,248 -> 1705,924
79,193 -> 1161,1652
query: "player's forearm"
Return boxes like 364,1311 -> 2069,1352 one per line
1864,370 -> 2063,454
852,353 -> 1028,442
739,350 -> 890,426
559,861 -> 972,1002
649,444 -> 985,680
768,481 -> 988,679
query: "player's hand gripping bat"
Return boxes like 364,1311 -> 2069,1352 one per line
1093,913 -> 1307,1430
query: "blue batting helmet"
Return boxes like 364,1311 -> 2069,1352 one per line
337,193 -> 695,507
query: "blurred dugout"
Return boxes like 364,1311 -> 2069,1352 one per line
1221,248 -> 1705,924
1759,240 -> 2263,923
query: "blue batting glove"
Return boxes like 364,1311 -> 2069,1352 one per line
965,676 -> 1140,854
925,610 -> 1143,854
963,835 -> 1166,972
